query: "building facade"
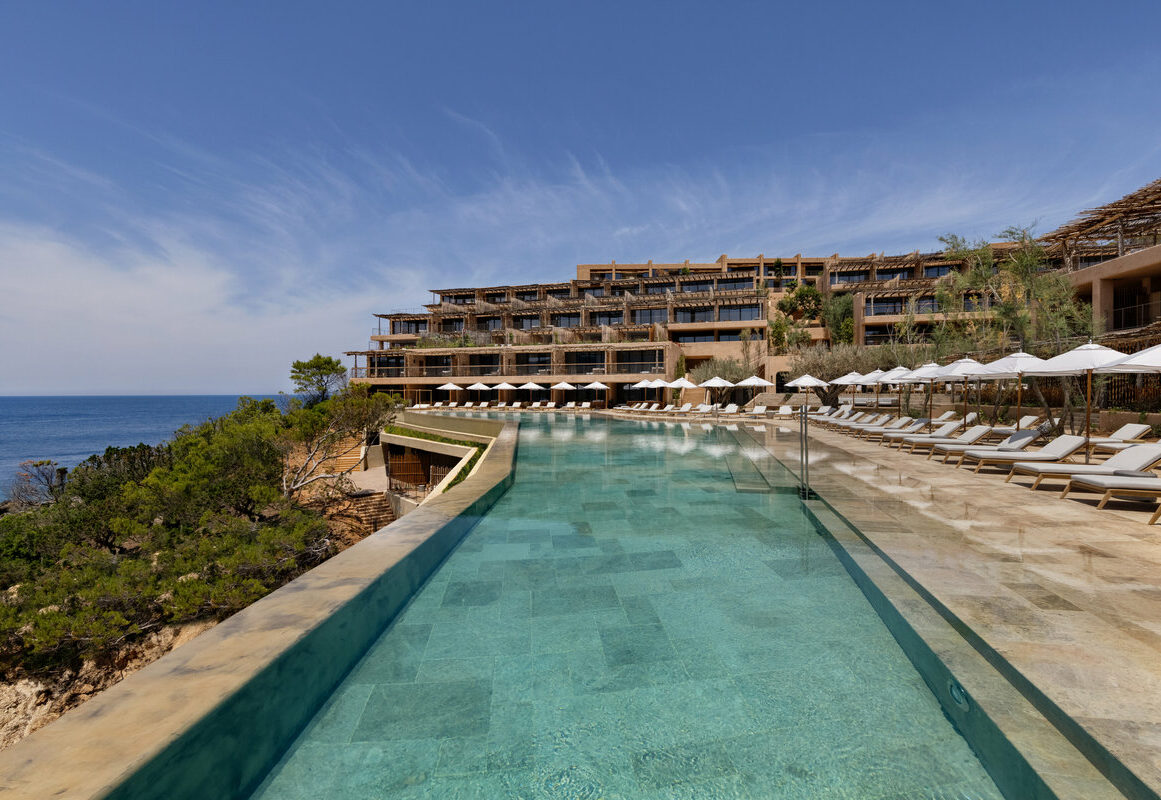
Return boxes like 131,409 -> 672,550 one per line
347,178 -> 1161,404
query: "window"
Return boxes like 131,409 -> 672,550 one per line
478,317 -> 502,331
915,297 -> 938,313
634,308 -> 668,325
394,320 -> 427,334
804,265 -> 823,276
674,333 -> 714,343
675,307 -> 713,323
586,286 -> 605,297
444,294 -> 473,305
717,332 -> 741,342
517,352 -> 551,365
681,280 -> 712,293
727,266 -> 755,274
716,278 -> 752,292
611,286 -> 631,296
616,350 -> 663,371
865,298 -> 906,316
485,292 -> 507,304
645,282 -> 674,294
515,290 -> 539,302
514,315 -> 540,329
830,272 -> 869,284
441,318 -> 464,332
565,352 -> 605,372
718,304 -> 761,321
545,288 -> 571,300
924,265 -> 952,278
590,272 -> 610,280
964,294 -> 985,312
592,311 -> 623,326
876,269 -> 911,282
551,313 -> 580,328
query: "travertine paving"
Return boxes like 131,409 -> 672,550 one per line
771,423 -> 1161,798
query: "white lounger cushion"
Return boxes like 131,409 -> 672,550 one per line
963,435 -> 1086,463
1013,444 -> 1161,475
934,429 -> 1040,455
1068,474 -> 1161,491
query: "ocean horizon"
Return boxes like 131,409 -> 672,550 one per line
0,395 -> 282,500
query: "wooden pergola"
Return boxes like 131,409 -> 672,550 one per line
1042,178 -> 1161,267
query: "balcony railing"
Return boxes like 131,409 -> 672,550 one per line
414,366 -> 453,377
562,364 -> 608,375
1110,300 -> 1161,331
462,365 -> 502,376
514,364 -> 554,375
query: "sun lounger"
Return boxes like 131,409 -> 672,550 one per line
807,405 -> 835,419
866,418 -> 929,442
850,416 -> 908,437
563,401 -> 577,410
511,402 -> 522,409
912,425 -> 993,456
530,401 -> 542,409
650,404 -> 677,415
888,420 -> 962,449
1008,443 -> 1161,489
1086,423 -> 1152,453
719,404 -> 740,416
931,427 -> 1043,464
447,402 -> 459,408
820,411 -> 867,429
433,402 -> 445,408
580,401 -> 591,409
545,402 -> 556,409
960,434 -> 1087,472
668,403 -> 694,416
987,416 -> 1043,438
773,405 -> 795,417
1060,474 -> 1161,522
832,412 -> 886,430
746,405 -> 768,418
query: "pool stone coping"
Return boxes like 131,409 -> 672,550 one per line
0,414 -> 519,800
802,499 -> 1126,800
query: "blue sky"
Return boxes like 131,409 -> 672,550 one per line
2,1 -> 1160,394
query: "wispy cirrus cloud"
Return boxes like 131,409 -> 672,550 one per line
1,107 -> 1158,394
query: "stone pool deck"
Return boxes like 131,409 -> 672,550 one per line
767,423 -> 1161,800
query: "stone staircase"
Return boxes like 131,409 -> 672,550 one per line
346,492 -> 395,532
328,437 -> 365,474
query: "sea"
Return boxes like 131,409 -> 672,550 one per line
0,396 -> 281,499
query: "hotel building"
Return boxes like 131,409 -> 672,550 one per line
347,178 -> 1161,404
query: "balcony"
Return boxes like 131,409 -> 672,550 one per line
563,364 -> 608,375
1110,300 -> 1161,331
414,366 -> 453,377
461,365 -> 502,376
514,364 -> 554,375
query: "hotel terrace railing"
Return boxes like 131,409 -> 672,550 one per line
1110,300 -> 1161,332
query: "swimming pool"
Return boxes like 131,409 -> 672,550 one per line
251,414 -> 1003,799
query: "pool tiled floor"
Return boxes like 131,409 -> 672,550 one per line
252,415 -> 1003,799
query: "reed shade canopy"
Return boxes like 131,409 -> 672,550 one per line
1022,342 -> 1127,463
933,358 -> 985,421
965,352 -> 1048,431
897,363 -> 943,430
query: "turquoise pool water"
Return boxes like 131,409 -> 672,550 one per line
252,414 -> 1002,799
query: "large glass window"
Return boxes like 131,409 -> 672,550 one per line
865,298 -> 906,316
514,315 -> 540,329
515,290 -> 539,302
645,282 -> 674,294
478,317 -> 502,331
592,311 -> 623,326
876,269 -> 911,282
680,280 -> 712,293
545,288 -> 571,300
586,286 -> 605,297
441,318 -> 464,332
616,350 -> 663,371
551,313 -> 580,328
564,352 -> 605,373
393,320 -> 427,334
831,272 -> 869,284
634,308 -> 668,324
675,307 -> 713,323
718,304 -> 761,321
484,292 -> 507,304
717,332 -> 741,342
673,333 -> 714,343
924,265 -> 952,278
716,278 -> 752,292
444,294 -> 473,305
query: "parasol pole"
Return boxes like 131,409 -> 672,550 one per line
1085,368 -> 1093,464
1016,375 -> 1023,430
